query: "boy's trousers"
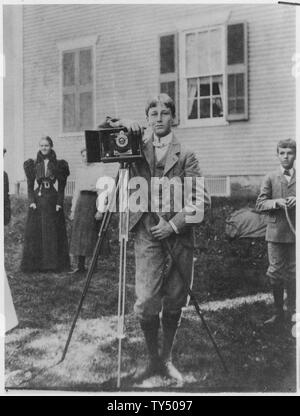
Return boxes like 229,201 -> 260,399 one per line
133,214 -> 194,320
267,242 -> 295,287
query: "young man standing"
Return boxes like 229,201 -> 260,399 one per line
100,94 -> 210,383
256,139 -> 296,325
124,94 -> 210,383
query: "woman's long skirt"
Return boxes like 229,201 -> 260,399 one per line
21,187 -> 70,272
70,192 -> 109,257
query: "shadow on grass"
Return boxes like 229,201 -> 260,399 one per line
5,303 -> 296,393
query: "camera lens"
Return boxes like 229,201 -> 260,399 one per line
118,136 -> 127,146
116,131 -> 129,149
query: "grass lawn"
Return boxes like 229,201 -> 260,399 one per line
4,196 -> 297,393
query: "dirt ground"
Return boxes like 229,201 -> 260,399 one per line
4,196 -> 297,393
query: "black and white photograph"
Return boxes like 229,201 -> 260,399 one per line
1,0 -> 299,396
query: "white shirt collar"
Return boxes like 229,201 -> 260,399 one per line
280,166 -> 294,176
153,132 -> 173,146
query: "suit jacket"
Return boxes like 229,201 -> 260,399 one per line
256,168 -> 296,243
129,132 -> 211,247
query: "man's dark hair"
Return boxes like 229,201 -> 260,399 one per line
145,93 -> 176,117
277,138 -> 296,154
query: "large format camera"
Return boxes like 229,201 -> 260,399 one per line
85,127 -> 143,163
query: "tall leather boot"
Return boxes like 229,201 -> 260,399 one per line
133,315 -> 160,382
264,285 -> 284,326
286,279 -> 296,323
161,311 -> 183,383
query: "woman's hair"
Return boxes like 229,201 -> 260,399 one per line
40,136 -> 54,148
36,136 -> 57,164
145,93 -> 176,118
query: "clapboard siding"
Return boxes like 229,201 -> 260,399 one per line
22,4 -> 295,180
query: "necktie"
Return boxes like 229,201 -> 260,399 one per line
153,141 -> 168,149
284,169 -> 291,177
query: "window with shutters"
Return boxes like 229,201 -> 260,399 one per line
174,22 -> 248,126
57,35 -> 98,135
62,47 -> 94,133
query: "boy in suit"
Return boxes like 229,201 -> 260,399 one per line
102,94 -> 210,383
130,94 -> 210,383
256,139 -> 296,325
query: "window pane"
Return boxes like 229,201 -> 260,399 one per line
236,73 -> 244,97
228,74 -> 235,98
188,99 -> 198,119
63,94 -> 76,131
186,33 -> 197,76
212,97 -> 223,117
187,78 -> 198,97
200,77 -> 210,96
236,98 -> 245,113
160,81 -> 175,103
210,28 -> 222,73
228,98 -> 236,114
198,31 -> 209,75
200,98 -> 210,118
227,24 -> 244,65
212,75 -> 222,95
80,49 -> 92,85
160,35 -> 175,74
63,52 -> 75,87
80,92 -> 93,130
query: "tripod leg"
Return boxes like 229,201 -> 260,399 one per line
162,240 -> 228,374
117,166 -> 129,389
150,213 -> 228,374
59,172 -> 121,364
117,238 -> 127,388
59,209 -> 113,363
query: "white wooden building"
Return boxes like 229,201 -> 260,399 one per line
3,3 -> 296,197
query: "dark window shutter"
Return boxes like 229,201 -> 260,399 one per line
160,35 -> 175,74
226,22 -> 248,121
62,47 -> 94,132
159,33 -> 179,124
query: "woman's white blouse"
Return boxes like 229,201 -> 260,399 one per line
71,163 -> 107,216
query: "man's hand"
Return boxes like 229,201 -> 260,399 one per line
69,212 -> 74,221
30,203 -> 36,210
119,119 -> 143,137
275,198 -> 287,209
56,205 -> 62,212
150,217 -> 174,240
286,196 -> 296,208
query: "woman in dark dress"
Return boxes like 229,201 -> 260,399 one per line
21,136 -> 70,272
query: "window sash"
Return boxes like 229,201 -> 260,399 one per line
187,75 -> 224,120
179,24 -> 226,125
